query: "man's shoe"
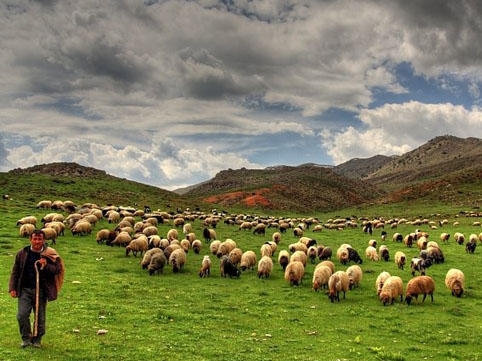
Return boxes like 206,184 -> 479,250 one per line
20,340 -> 31,348
32,342 -> 41,348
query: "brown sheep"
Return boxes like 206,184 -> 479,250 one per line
290,250 -> 307,267
445,268 -> 465,298
312,264 -> 332,291
318,260 -> 335,274
198,255 -> 211,278
228,247 -> 243,266
328,271 -> 350,302
379,276 -> 403,305
192,239 -> 202,254
405,276 -> 435,305
284,261 -> 305,286
240,250 -> 257,271
141,248 -> 163,269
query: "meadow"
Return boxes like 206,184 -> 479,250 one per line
0,199 -> 481,361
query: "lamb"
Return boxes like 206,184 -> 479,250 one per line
199,255 -> 212,278
327,271 -> 350,302
180,239 -> 191,253
182,223 -> 193,236
365,246 -> 379,261
346,264 -> 363,289
394,251 -> 407,270
378,245 -> 389,262
163,243 -> 182,259
147,251 -> 167,275
126,237 -> 149,257
240,250 -> 257,271
440,232 -> 450,243
405,276 -> 435,305
19,223 -> 35,237
347,246 -> 363,264
410,257 -> 432,276
445,268 -> 465,297
379,276 -> 403,306
284,260 -> 305,286
299,236 -> 317,248
278,250 -> 290,271
219,255 -> 241,278
368,239 -> 377,248
375,271 -> 391,296
169,248 -> 186,273
312,264 -> 332,291
257,255 -> 274,279
141,248 -> 163,269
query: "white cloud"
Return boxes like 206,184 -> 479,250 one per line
322,101 -> 482,164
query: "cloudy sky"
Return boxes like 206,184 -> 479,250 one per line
1,0 -> 482,190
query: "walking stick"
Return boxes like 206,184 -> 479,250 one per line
33,260 -> 41,338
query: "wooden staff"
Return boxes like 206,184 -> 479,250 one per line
33,260 -> 41,337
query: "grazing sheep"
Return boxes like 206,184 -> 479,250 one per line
141,248 -> 163,269
257,255 -> 274,279
19,223 -> 35,238
182,223 -> 193,236
417,236 -> 428,250
110,231 -> 132,247
327,271 -> 350,302
180,239 -> 191,253
394,251 -> 407,270
336,244 -> 351,265
239,221 -> 252,231
199,255 -> 212,278
278,250 -> 290,271
403,234 -> 414,248
169,248 -> 186,273
290,250 -> 307,267
284,261 -> 305,286
445,268 -> 465,297
293,227 -> 304,237
203,228 -> 217,243
148,235 -> 162,249
240,250 -> 257,271
96,229 -> 117,245
71,220 -> 92,236
426,245 -> 444,264
192,239 -> 202,254
228,247 -> 243,266
148,251 -> 167,275
289,242 -> 308,254
312,265 -> 332,291
163,243 -> 182,260
253,223 -> 266,235
41,227 -> 57,245
440,232 -> 450,243
466,238 -> 477,254
299,237 -> 317,248
379,245 -> 389,262
347,246 -> 363,264
368,239 -> 377,248
346,264 -> 363,289
392,232 -> 403,243
410,257 -> 432,276
45,221 -> 65,237
365,246 -> 379,261
318,260 -> 335,274
36,200 -> 52,209
216,239 -> 237,258
166,228 -> 179,242
260,243 -> 273,258
318,246 -> 332,260
219,255 -> 241,278
307,246 -> 318,264
405,276 -> 435,305
126,237 -> 149,257
379,276 -> 403,306
272,231 -> 281,244
375,271 -> 391,296
454,232 -> 465,245
16,216 -> 38,227
209,240 -> 221,255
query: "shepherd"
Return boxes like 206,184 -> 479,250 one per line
9,229 -> 65,348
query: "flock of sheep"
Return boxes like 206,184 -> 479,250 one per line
15,199 -> 482,305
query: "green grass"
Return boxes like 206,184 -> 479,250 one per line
1,198 -> 481,361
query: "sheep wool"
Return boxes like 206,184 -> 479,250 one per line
445,268 -> 465,298
148,252 -> 167,275
375,271 -> 391,296
240,250 -> 257,271
328,271 -> 350,302
379,276 -> 403,306
365,246 -> 379,261
284,261 -> 305,286
346,264 -> 363,289
290,250 -> 307,267
312,265 -> 332,291
141,248 -> 163,269
257,255 -> 274,279
169,248 -> 186,273
199,255 -> 211,278
405,276 -> 435,305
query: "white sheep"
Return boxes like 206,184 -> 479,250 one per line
394,251 -> 406,270
169,248 -> 186,273
240,250 -> 257,271
328,271 -> 350,302
365,246 -> 379,261
199,255 -> 211,278
284,261 -> 305,286
312,264 -> 332,291
375,271 -> 391,296
454,232 -> 465,245
379,276 -> 403,305
445,268 -> 465,298
257,255 -> 274,279
346,264 -> 363,289
16,216 -> 37,227
19,223 -> 35,237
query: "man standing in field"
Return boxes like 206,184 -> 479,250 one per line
9,230 -> 65,348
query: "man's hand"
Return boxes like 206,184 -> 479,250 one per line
10,290 -> 17,298
38,258 -> 47,269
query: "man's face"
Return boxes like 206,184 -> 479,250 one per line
30,234 -> 45,252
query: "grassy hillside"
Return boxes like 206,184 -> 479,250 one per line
0,192 -> 481,361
